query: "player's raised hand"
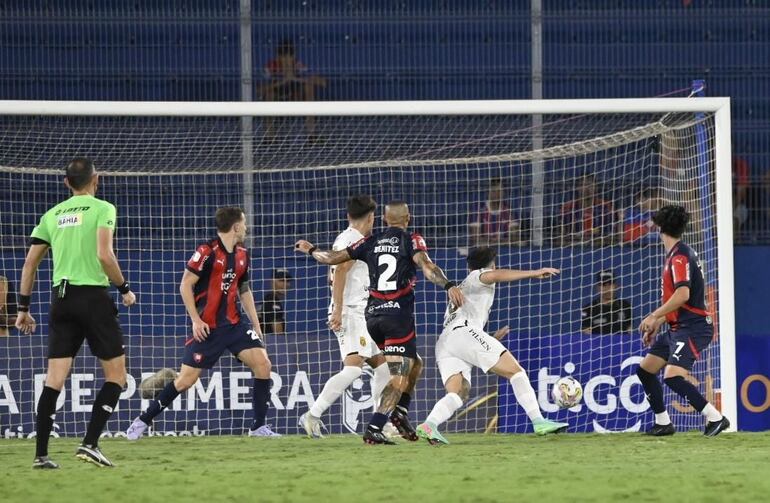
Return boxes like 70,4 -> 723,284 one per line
294,240 -> 314,254
534,267 -> 560,279
15,311 -> 36,335
192,318 -> 210,342
122,291 -> 137,307
493,325 -> 510,340
447,285 -> 464,307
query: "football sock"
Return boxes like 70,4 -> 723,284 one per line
251,378 -> 271,430
371,363 -> 390,408
637,367 -> 667,415
395,392 -> 411,414
140,381 -> 180,424
664,376 -> 708,412
655,412 -> 672,426
368,412 -> 389,430
701,403 -> 724,423
425,393 -> 463,427
35,386 -> 60,457
83,381 -> 123,447
510,371 -> 543,422
309,366 -> 362,418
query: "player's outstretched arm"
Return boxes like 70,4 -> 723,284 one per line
294,239 -> 352,265
15,243 -> 49,334
479,267 -> 560,285
413,251 -> 464,307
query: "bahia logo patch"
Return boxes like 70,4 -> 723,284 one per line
57,213 -> 82,228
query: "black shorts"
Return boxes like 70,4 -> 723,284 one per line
648,321 -> 713,371
182,323 -> 265,369
48,285 -> 125,360
366,315 -> 418,359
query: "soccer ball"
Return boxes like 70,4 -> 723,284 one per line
552,376 -> 583,409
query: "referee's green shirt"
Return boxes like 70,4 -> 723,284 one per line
30,194 -> 117,287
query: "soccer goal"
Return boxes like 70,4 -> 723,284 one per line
0,97 -> 735,438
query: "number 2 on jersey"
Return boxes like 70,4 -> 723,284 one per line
377,254 -> 397,291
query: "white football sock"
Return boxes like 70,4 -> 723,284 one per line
309,366 -> 362,418
426,393 -> 463,427
654,411 -> 672,426
701,403 -> 723,422
510,371 -> 544,423
371,363 -> 390,409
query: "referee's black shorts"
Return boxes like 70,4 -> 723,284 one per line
48,285 -> 125,360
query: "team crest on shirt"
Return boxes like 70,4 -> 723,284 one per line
360,336 -> 367,347
193,353 -> 204,363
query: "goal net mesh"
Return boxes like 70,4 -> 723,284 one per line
0,107 -> 722,438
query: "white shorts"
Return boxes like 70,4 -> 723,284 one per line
435,321 -> 507,385
332,307 -> 380,360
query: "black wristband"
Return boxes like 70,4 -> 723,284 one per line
307,246 -> 318,256
444,281 -> 457,291
18,294 -> 31,311
117,282 -> 131,295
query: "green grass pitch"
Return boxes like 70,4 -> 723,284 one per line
2,432 -> 768,502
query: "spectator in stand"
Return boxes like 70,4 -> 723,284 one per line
468,178 -> 521,247
0,274 -> 17,336
257,268 -> 292,336
622,188 -> 662,245
581,270 -> 632,335
561,175 -> 615,246
733,156 -> 750,233
261,39 -> 326,140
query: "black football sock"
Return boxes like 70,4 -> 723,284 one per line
368,412 -> 389,430
636,367 -> 666,414
35,386 -> 61,457
139,381 -> 180,424
251,378 -> 271,430
83,381 -> 123,447
395,392 -> 411,414
664,375 -> 708,412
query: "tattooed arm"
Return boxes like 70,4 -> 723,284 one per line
294,239 -> 352,265
413,251 -> 464,307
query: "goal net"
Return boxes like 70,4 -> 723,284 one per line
0,99 -> 735,438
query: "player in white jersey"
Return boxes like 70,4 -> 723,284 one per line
417,246 -> 569,444
299,195 -> 390,438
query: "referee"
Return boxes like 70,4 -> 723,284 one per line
16,158 -> 136,469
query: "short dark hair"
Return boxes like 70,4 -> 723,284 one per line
347,195 -> 377,220
490,178 -> 503,188
467,247 -> 497,271
65,157 -> 95,190
215,207 -> 245,232
652,205 -> 690,238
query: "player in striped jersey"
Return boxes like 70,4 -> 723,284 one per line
417,247 -> 568,444
636,205 -> 729,436
299,195 -> 390,438
126,207 -> 280,439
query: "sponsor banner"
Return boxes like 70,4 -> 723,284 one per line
737,335 -> 770,431
497,333 -> 719,433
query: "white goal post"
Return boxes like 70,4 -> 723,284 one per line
0,97 -> 735,435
